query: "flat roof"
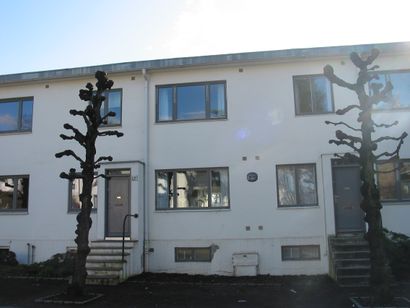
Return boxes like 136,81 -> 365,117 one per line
1,41 -> 410,85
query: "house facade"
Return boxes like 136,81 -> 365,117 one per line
0,42 -> 409,278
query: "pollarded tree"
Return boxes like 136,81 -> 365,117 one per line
55,71 -> 123,296
324,49 -> 407,304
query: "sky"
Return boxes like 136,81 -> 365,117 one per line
1,0 -> 410,75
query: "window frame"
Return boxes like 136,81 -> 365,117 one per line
0,175 -> 30,212
155,167 -> 230,210
281,245 -> 321,261
370,69 -> 410,111
0,97 -> 34,133
99,88 -> 122,127
155,81 -> 227,123
175,247 -> 212,262
376,159 -> 410,202
293,74 -> 334,116
276,163 -> 319,208
67,173 -> 98,213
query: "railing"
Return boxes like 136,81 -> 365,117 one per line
122,213 -> 139,262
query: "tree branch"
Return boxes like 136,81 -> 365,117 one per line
335,104 -> 362,115
98,130 -> 124,137
329,139 -> 360,152
325,120 -> 361,132
95,156 -> 113,164
374,132 -> 408,144
334,152 -> 360,163
374,121 -> 398,128
324,65 -> 356,91
94,174 -> 110,180
55,150 -> 84,164
374,132 -> 408,160
100,111 -> 116,125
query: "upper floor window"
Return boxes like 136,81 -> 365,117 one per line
276,164 -> 318,207
156,167 -> 229,209
377,160 -> 410,202
156,81 -> 227,122
371,70 -> 410,110
68,176 -> 98,212
293,75 -> 334,115
0,97 -> 33,133
100,89 -> 122,126
0,175 -> 29,212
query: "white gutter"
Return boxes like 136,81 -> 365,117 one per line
142,68 -> 150,272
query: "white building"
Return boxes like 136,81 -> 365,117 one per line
0,42 -> 409,282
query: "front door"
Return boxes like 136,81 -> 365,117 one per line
332,163 -> 365,233
106,169 -> 131,237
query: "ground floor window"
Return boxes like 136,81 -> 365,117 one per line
377,160 -> 410,202
276,164 -> 318,207
69,176 -> 98,212
156,167 -> 229,209
281,245 -> 320,261
0,175 -> 29,211
175,247 -> 212,262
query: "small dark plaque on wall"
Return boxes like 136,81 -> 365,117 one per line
247,172 -> 258,182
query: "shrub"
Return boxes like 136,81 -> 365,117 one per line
384,229 -> 410,280
0,249 -> 18,266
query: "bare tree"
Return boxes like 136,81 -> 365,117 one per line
56,71 -> 123,296
324,49 -> 407,304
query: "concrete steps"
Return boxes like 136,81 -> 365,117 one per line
85,240 -> 137,286
329,234 -> 371,288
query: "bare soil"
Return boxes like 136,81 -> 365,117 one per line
0,273 -> 409,307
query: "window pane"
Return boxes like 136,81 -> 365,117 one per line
378,162 -> 397,200
210,83 -> 226,118
277,166 -> 297,206
21,99 -> 33,130
296,165 -> 317,205
176,85 -> 206,120
16,178 -> 29,209
373,72 -> 410,109
157,171 -> 174,209
0,178 -> 14,209
294,78 -> 312,114
158,87 -> 173,121
300,246 -> 320,259
0,101 -> 19,131
176,170 -> 208,208
107,90 -> 121,125
70,178 -> 97,210
312,77 -> 332,113
400,162 -> 410,199
211,169 -> 229,207
193,248 -> 211,261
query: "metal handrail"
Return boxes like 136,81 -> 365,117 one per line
122,213 -> 139,262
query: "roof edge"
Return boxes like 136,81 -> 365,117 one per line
1,41 -> 410,85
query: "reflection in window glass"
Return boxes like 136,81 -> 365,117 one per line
372,71 -> 410,109
158,87 -> 173,121
282,245 -> 320,261
175,247 -> 212,262
294,75 -> 333,115
70,177 -> 98,211
157,82 -> 226,122
210,83 -> 226,118
0,176 -> 29,211
277,164 -> 317,207
156,168 -> 229,209
21,100 -> 33,130
378,160 -> 410,201
177,85 -> 206,120
0,101 -> 19,131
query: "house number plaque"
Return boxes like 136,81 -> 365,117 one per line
247,172 -> 258,182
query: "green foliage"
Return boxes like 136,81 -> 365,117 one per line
384,229 -> 410,280
0,250 -> 18,266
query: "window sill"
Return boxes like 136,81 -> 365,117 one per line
155,207 -> 230,213
155,118 -> 228,124
295,112 -> 334,117
0,211 -> 29,215
0,130 -> 32,136
277,205 -> 319,209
